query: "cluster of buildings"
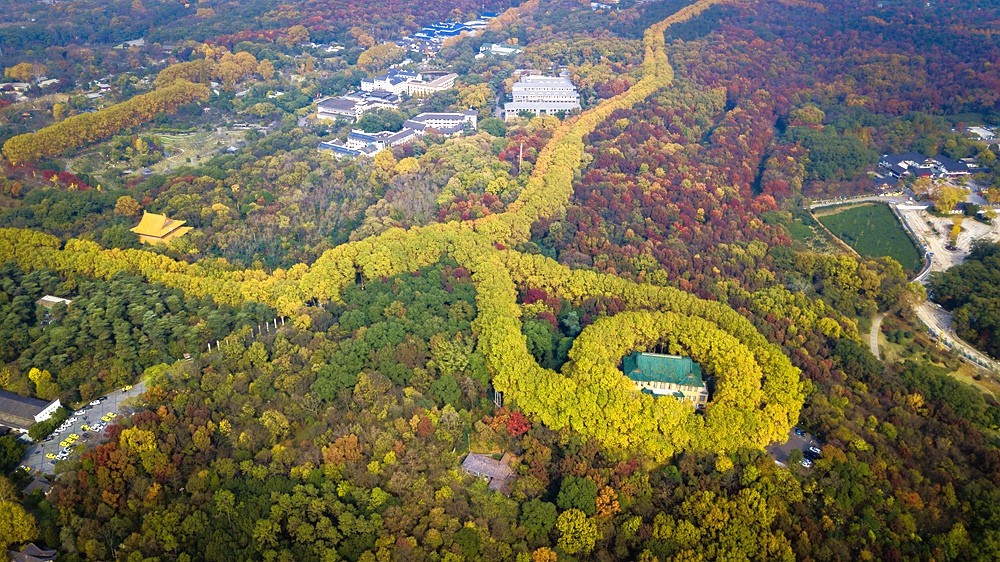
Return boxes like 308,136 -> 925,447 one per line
316,70 -> 459,123
411,12 -> 497,43
0,78 -> 60,103
878,152 -> 983,184
319,111 -> 478,158
391,11 -> 498,55
503,74 -> 581,121
360,69 -> 458,98
317,90 -> 402,122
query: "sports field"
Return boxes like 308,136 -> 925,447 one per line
817,203 -> 923,271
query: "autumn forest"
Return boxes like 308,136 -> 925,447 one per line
0,0 -> 998,561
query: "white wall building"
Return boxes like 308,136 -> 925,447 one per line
361,70 -> 458,97
503,75 -> 581,120
316,90 -> 401,122
320,111 -> 477,158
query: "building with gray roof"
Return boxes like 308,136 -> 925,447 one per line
0,390 -> 61,432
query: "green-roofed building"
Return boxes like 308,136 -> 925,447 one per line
622,352 -> 709,407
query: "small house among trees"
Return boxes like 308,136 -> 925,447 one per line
35,295 -> 72,309
462,453 -> 515,493
130,211 -> 193,245
622,352 -> 709,407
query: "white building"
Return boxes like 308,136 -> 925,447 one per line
320,111 -> 477,158
361,70 -> 458,97
0,389 -> 61,432
503,74 -> 581,120
479,43 -> 522,57
316,90 -> 401,122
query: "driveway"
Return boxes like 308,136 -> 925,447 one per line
21,381 -> 148,474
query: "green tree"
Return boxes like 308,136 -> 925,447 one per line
556,475 -> 598,516
0,436 -> 26,472
556,508 -> 597,555
520,499 -> 557,545
0,477 -> 38,551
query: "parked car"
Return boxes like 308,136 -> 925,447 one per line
800,458 -> 813,468
808,446 -> 821,456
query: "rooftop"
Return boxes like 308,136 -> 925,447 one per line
0,389 -> 52,427
22,476 -> 52,496
130,211 -> 191,240
462,453 -> 515,492
622,352 -> 704,387
8,543 -> 57,562
36,295 -> 72,308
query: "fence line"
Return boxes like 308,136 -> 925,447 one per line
206,316 -> 286,352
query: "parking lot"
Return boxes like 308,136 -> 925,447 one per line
767,426 -> 822,467
21,381 -> 147,473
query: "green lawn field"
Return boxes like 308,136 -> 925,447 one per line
817,203 -> 923,272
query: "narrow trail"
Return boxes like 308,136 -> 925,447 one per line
870,313 -> 883,360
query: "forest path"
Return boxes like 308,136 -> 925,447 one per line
870,313 -> 883,360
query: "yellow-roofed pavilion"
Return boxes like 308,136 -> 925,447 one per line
130,211 -> 193,245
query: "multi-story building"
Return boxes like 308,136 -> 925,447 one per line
503,74 -> 580,120
130,211 -> 193,245
361,70 -> 458,97
316,90 -> 401,122
319,111 -> 477,158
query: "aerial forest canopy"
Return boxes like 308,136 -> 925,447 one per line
1,0 -> 998,560
0,0 -> 799,461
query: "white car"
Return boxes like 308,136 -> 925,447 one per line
89,399 -> 101,406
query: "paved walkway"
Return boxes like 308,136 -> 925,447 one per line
870,313 -> 884,360
20,381 -> 148,474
